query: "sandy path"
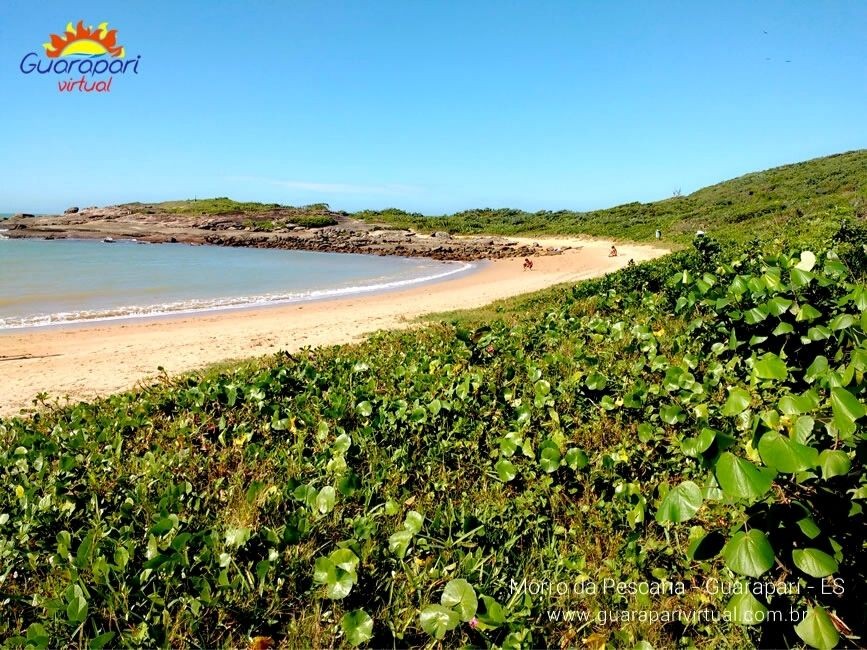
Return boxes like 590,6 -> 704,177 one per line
0,237 -> 667,416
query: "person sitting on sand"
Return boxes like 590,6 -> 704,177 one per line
609,246 -> 618,257
523,258 -> 534,271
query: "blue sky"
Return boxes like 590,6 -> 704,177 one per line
1,1 -> 865,214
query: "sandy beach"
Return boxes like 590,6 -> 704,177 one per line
0,237 -> 667,417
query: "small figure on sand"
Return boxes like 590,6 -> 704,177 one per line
609,245 -> 618,257
523,258 -> 534,271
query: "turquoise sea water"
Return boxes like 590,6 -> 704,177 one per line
0,238 -> 472,329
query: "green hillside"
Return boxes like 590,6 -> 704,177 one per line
111,150 -> 867,245
357,150 -> 867,243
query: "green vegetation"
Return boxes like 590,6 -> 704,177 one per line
148,197 -> 288,216
129,198 -> 340,229
357,150 -> 867,243
243,215 -> 339,232
2,219 -> 865,648
242,219 -> 280,232
2,152 -> 866,648
289,215 -> 338,229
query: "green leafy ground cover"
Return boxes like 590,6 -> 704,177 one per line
3,152 -> 867,648
2,221 -> 865,648
132,198 -> 288,216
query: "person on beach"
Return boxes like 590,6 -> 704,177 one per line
523,258 -> 534,271
609,246 -> 618,257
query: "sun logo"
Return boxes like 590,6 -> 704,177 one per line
43,21 -> 125,58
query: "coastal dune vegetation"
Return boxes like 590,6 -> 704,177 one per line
1,152 -> 866,649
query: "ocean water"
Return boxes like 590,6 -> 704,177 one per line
0,238 -> 472,329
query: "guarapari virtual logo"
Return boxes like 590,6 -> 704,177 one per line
20,21 -> 141,93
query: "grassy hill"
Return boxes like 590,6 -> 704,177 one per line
110,150 -> 867,245
356,150 -> 867,243
2,153 -> 866,648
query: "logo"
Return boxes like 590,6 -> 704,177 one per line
20,21 -> 141,93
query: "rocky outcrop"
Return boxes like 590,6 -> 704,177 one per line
4,205 -> 561,262
64,207 -> 79,214
199,230 -> 545,261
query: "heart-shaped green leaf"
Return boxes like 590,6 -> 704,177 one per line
329,549 -> 359,573
792,548 -> 838,578
495,458 -> 517,482
757,432 -> 818,473
724,590 -> 768,625
315,486 -> 336,514
66,586 -> 88,624
796,303 -> 822,322
313,552 -> 358,599
753,353 -> 788,381
830,387 -> 865,436
721,388 -> 751,416
539,442 -> 561,473
681,428 -> 717,457
341,610 -> 374,646
817,449 -> 851,479
404,510 -> 424,534
660,403 -> 684,425
440,578 -> 478,622
498,431 -> 521,456
25,623 -> 50,649
388,530 -> 413,559
419,604 -> 460,639
656,481 -> 703,523
795,606 -> 840,650
478,595 -> 506,626
585,372 -> 607,390
778,391 -> 820,415
715,452 -> 775,500
722,529 -> 775,577
564,448 -> 589,470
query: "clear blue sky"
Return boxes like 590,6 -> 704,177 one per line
1,1 -> 865,214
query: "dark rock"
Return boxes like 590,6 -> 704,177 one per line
13,213 -> 35,218
432,231 -> 451,239
64,206 -> 79,214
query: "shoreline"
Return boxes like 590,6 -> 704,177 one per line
0,237 -> 668,417
0,242 -> 478,330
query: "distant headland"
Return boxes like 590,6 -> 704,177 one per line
3,199 -> 554,262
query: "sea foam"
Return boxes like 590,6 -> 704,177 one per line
0,260 -> 474,329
